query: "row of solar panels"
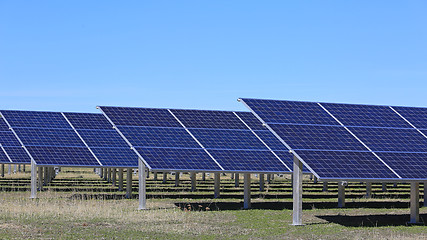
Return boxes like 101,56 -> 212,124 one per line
241,98 -> 427,180
0,108 -> 294,173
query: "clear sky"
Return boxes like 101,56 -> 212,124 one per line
1,1 -> 426,113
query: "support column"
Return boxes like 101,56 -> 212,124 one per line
174,172 -> 180,187
202,173 -> 206,181
126,168 -> 132,199
292,155 -> 303,225
162,172 -> 167,183
118,169 -> 124,191
322,182 -> 328,192
382,183 -> 387,192
1,164 -> 4,177
338,182 -> 346,208
259,174 -> 264,192
103,168 -> 107,180
100,167 -> 104,178
424,182 -> 427,207
138,159 -> 147,210
112,168 -> 117,187
30,160 -> 37,199
409,182 -> 420,224
235,173 -> 240,187
243,173 -> 251,209
267,174 -> 271,183
153,171 -> 157,181
190,172 -> 196,192
23,164 -> 26,173
8,164 -> 11,175
43,167 -> 48,186
107,168 -> 112,183
214,172 -> 220,198
365,182 -> 372,198
38,166 -> 43,191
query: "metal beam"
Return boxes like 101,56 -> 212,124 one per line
118,168 -> 124,191
322,182 -> 328,192
37,166 -> 43,191
175,172 -> 180,187
382,183 -> 387,192
107,168 -> 112,183
292,155 -> 303,225
162,172 -> 167,183
190,172 -> 196,192
259,174 -> 264,192
112,168 -> 117,187
243,173 -> 251,209
214,172 -> 220,198
365,182 -> 372,198
138,159 -> 147,210
1,164 -> 4,177
202,172 -> 206,181
153,171 -> 157,181
338,182 -> 346,208
409,182 -> 420,224
126,168 -> 132,199
30,160 -> 37,199
235,173 -> 239,187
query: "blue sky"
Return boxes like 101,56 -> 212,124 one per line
1,1 -> 426,113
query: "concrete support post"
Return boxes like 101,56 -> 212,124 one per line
365,182 -> 372,198
30,160 -> 37,199
259,174 -> 264,192
112,168 -> 117,187
235,173 -> 240,187
118,169 -> 124,191
338,182 -> 346,208
190,172 -> 196,192
214,172 -> 220,198
322,182 -> 328,192
409,182 -> 420,224
37,167 -> 43,191
126,168 -> 132,199
292,155 -> 303,225
138,159 -> 147,210
243,173 -> 251,209
382,183 -> 387,192
162,172 -> 167,183
174,172 -> 180,187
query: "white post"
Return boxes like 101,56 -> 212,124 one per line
292,155 -> 303,225
118,168 -> 124,191
382,183 -> 387,192
112,168 -> 117,187
243,173 -> 251,209
409,182 -> 420,224
175,172 -> 180,187
138,159 -> 147,210
30,160 -> 37,199
365,182 -> 372,198
259,174 -> 264,192
38,166 -> 43,191
190,172 -> 196,192
126,168 -> 132,199
338,182 -> 346,208
235,173 -> 240,187
162,172 -> 167,183
214,172 -> 220,198
322,182 -> 328,192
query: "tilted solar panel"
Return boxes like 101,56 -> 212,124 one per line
0,147 -> 11,163
26,146 -> 100,166
1,146 -> 31,163
171,109 -> 248,129
392,106 -> 427,130
64,112 -> 114,130
234,112 -> 266,130
1,110 -> 71,129
375,152 -> 427,179
0,131 -> 22,146
0,118 -> 9,131
13,128 -> 86,147
100,107 -> 181,127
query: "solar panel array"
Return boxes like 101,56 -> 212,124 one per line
0,117 -> 31,164
241,99 -> 427,180
99,106 -> 293,173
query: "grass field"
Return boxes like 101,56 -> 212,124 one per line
0,168 -> 426,239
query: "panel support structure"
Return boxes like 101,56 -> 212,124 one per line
190,172 -> 196,192
112,168 -> 117,187
1,164 -> 4,177
365,182 -> 372,198
175,172 -> 180,187
292,155 -> 303,225
424,182 -> 427,208
235,173 -> 239,187
322,182 -> 328,192
153,171 -> 157,181
214,172 -> 220,198
30,160 -> 37,199
37,167 -> 43,191
259,174 -> 264,192
118,168 -> 124,191
202,173 -> 206,181
243,173 -> 251,209
162,172 -> 167,183
126,168 -> 132,199
138,159 -> 147,210
409,182 -> 420,224
338,182 -> 346,208
382,183 -> 387,192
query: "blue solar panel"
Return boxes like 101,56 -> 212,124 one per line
392,106 -> 427,130
0,148 -> 10,163
118,126 -> 200,149
254,130 -> 288,151
321,103 -> 412,128
375,152 -> 427,179
295,150 -> 398,179
209,149 -> 289,172
99,106 -> 181,127
26,146 -> 100,166
349,127 -> 427,152
77,129 -> 130,148
91,147 -> 138,167
269,124 -> 367,151
14,128 -> 85,147
171,109 -> 248,129
241,99 -> 340,126
135,147 -> 222,171
63,112 -> 113,130
2,146 -> 32,163
0,131 -> 22,146
234,112 -> 266,130
189,128 -> 268,150
0,110 -> 72,129
0,118 -> 9,131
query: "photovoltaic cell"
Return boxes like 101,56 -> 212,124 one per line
295,150 -> 398,179
0,149 -> 10,163
392,106 -> 427,130
26,146 -> 99,166
118,126 -> 200,149
375,152 -> 427,179
234,112 -> 266,130
254,130 -> 288,151
135,147 -> 222,171
2,146 -> 32,163
171,109 -> 248,129
63,112 -> 113,130
99,107 -> 181,128
189,128 -> 268,150
269,124 -> 367,151
14,128 -> 85,147
209,149 -> 289,172
321,103 -> 412,128
0,131 -> 22,146
0,110 -> 72,129
0,118 -> 9,131
242,99 -> 340,126
91,148 -> 137,167
77,129 -> 130,148
349,127 -> 427,153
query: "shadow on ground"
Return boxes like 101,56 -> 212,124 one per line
316,213 -> 426,227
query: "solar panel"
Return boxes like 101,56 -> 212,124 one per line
0,148 -> 11,163
234,112 -> 266,130
63,112 -> 113,130
77,129 -> 130,148
375,152 -> 427,179
25,146 -> 99,166
14,128 -> 86,147
392,106 -> 427,130
253,130 -> 288,151
0,118 -> 10,131
0,131 -> 22,146
135,147 -> 223,171
171,109 -> 248,129
0,110 -> 72,129
2,147 -> 31,163
321,102 -> 412,128
91,147 -> 137,167
99,106 -> 181,127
